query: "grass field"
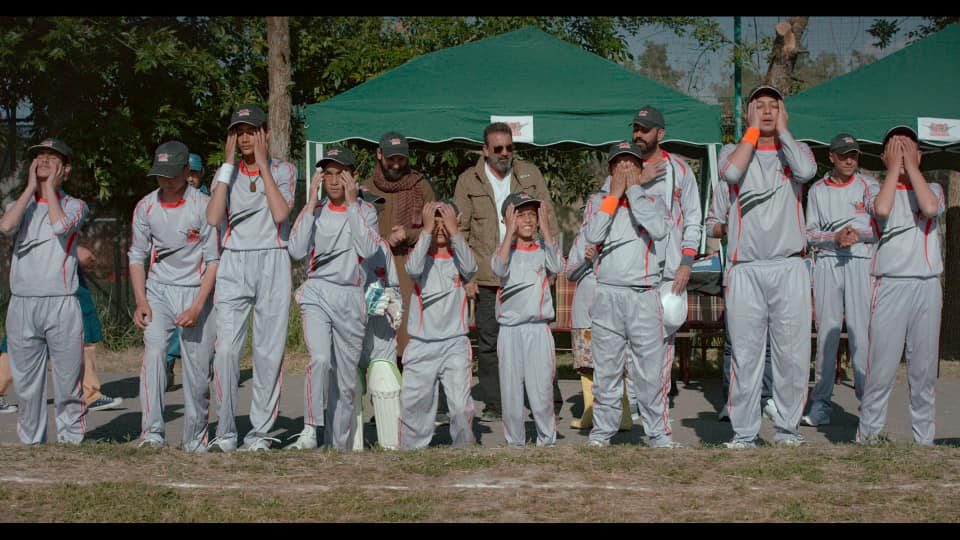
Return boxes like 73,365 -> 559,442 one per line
1,442 -> 958,522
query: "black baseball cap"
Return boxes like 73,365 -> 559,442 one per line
147,141 -> 189,177
829,133 -> 860,155
316,146 -> 356,169
501,191 -> 541,218
28,137 -> 73,162
379,131 -> 409,158
606,141 -> 644,163
882,125 -> 919,147
228,104 -> 267,130
746,84 -> 784,103
630,105 -> 665,129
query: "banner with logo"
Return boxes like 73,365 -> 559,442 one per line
917,117 -> 960,143
490,115 -> 534,143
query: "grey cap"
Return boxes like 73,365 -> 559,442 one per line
829,133 -> 860,155
228,104 -> 267,130
630,105 -> 665,129
148,141 -> 189,178
746,84 -> 784,103
882,125 -> 919,147
606,141 -> 644,163
317,146 -> 356,169
501,191 -> 541,218
28,137 -> 74,162
378,131 -> 409,158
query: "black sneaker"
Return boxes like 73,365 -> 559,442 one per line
480,408 -> 501,422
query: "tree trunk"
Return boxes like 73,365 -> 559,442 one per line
942,170 -> 960,358
267,16 -> 291,161
764,17 -> 809,95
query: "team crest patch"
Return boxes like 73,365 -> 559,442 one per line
844,136 -> 855,143
158,153 -> 169,162
238,109 -> 250,117
854,201 -> 866,213
674,187 -> 681,200
42,139 -> 53,145
619,142 -> 630,149
638,110 -> 649,116
186,229 -> 201,243
327,149 -> 339,156
390,138 -> 401,145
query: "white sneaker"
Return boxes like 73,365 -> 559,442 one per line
239,437 -> 279,452
723,440 -> 757,449
0,396 -> 17,414
285,425 -> 318,450
762,399 -> 780,422
207,436 -> 237,453
587,439 -> 609,448
649,438 -> 684,449
136,438 -> 165,449
88,395 -> 124,412
775,435 -> 806,447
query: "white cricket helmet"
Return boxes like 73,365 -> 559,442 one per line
659,281 -> 688,335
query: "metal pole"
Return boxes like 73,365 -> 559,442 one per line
734,16 -> 743,137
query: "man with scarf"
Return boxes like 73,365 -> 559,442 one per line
362,132 -> 437,365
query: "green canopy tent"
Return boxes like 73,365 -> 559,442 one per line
302,27 -> 722,250
786,24 -> 960,171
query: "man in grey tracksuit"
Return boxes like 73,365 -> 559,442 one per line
803,134 -> 878,427
583,142 -> 679,448
626,106 -> 703,418
129,141 -> 219,451
491,192 -> 564,447
717,85 -> 818,448
857,126 -> 943,446
401,201 -> 478,449
1,138 -> 88,445
286,146 -> 381,451
206,104 -> 297,452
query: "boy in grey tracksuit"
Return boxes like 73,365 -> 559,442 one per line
206,104 -> 297,452
1,138 -> 88,445
857,126 -> 943,446
401,201 -> 478,449
583,142 -> 677,448
286,146 -> 381,451
717,85 -> 818,448
492,192 -> 563,447
803,134 -> 878,427
129,141 -> 219,451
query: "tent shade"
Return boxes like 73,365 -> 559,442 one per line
786,24 -> 960,170
303,27 -> 721,149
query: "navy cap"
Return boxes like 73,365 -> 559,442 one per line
229,104 -> 267,130
148,141 -> 189,177
630,105 -> 665,129
606,141 -> 643,164
317,146 -> 356,169
28,137 -> 74,162
379,131 -> 409,158
501,191 -> 541,218
829,133 -> 860,155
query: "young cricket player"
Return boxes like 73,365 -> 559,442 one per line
803,133 -> 878,427
129,141 -> 219,450
0,137 -> 88,445
582,142 -> 679,449
491,191 -> 563,447
857,126 -> 943,446
286,146 -> 382,451
400,200 -> 478,449
206,104 -> 297,452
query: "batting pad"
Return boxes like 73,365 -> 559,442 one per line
368,358 -> 402,449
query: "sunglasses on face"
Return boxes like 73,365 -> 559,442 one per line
491,144 -> 514,154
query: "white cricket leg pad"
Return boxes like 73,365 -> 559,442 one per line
351,371 -> 364,452
367,358 -> 402,449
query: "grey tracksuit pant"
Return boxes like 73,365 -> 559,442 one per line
726,257 -> 811,444
810,256 -> 871,412
858,276 -> 941,445
589,286 -> 672,446
400,336 -> 475,450
6,295 -> 85,445
139,282 -> 216,451
212,248 -> 291,447
498,322 -> 557,446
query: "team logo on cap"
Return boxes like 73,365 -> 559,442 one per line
42,139 -> 53,145
638,110 -> 649,117
158,153 -> 169,162
390,138 -> 401,145
327,149 -> 339,156
844,136 -> 855,143
619,142 -> 630,149
238,109 -> 250,117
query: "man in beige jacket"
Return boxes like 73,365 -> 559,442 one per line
454,122 -> 560,422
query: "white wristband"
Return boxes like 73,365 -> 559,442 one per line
215,163 -> 235,185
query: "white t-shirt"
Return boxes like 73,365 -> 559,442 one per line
484,162 -> 513,243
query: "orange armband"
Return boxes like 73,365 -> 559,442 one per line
741,127 -> 760,147
599,196 -> 620,216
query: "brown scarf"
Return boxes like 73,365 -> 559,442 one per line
371,164 -> 425,231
